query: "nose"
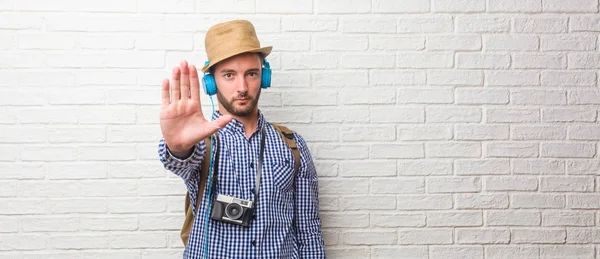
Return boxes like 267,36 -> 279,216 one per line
235,75 -> 249,94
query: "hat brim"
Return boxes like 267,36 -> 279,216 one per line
201,46 -> 272,73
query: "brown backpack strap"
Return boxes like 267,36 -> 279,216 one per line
272,123 -> 300,174
181,137 -> 211,246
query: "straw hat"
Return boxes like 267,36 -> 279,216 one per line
201,20 -> 272,73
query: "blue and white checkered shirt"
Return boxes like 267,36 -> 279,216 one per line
158,111 -> 326,259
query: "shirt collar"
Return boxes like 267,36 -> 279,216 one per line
211,109 -> 266,136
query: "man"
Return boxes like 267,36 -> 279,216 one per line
157,20 -> 326,258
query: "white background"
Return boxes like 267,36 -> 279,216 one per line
2,0 -> 600,258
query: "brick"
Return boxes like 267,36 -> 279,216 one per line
456,228 -> 510,244
81,215 -> 138,231
314,144 -> 368,159
543,0 -> 598,12
319,179 -> 369,195
0,126 -> 46,143
326,248 -> 369,258
427,211 -> 483,227
485,70 -> 540,86
397,52 -> 453,68
0,89 -> 45,105
319,196 -> 339,211
455,124 -> 509,140
371,107 -> 424,123
426,142 -> 482,158
107,197 -> 166,213
321,213 -> 369,228
427,177 -> 481,193
372,247 -> 427,259
109,232 -> 167,248
541,246 -> 595,259
338,125 -> 394,142
541,177 -> 594,192
398,160 -> 453,176
340,17 -> 395,33
0,217 -> 19,233
455,194 -> 509,209
0,163 -> 44,179
341,53 -> 395,69
542,211 -> 595,226
456,88 -> 509,104
485,142 -> 539,158
370,36 -> 424,50
456,53 -> 510,69
50,234 -> 109,249
485,176 -> 538,191
370,70 -> 426,86
340,89 -> 396,105
428,70 -> 483,85
456,16 -> 510,33
571,16 -> 600,31
427,35 -> 481,50
568,194 -> 600,209
430,246 -> 484,259
513,159 -> 565,175
46,88 -> 104,105
18,33 -> 76,50
455,159 -> 510,175
340,196 -> 396,210
0,14 -> 43,29
514,54 -> 566,69
512,194 -> 565,209
568,160 -> 600,175
372,0 -> 429,13
397,124 -> 453,140
317,0 -> 370,13
256,0 -> 311,13
484,35 -> 539,51
542,71 -> 596,86
314,36 -> 368,51
135,34 -> 192,50
569,53 -> 600,69
0,234 -> 47,250
433,0 -> 484,12
78,145 -> 137,161
340,230 -> 397,245
339,160 -> 396,177
313,107 -> 369,123
426,107 -> 482,123
399,16 -> 453,33
371,144 -> 424,159
397,88 -> 454,104
542,36 -> 596,51
371,213 -> 425,227
541,143 -> 596,158
281,53 -> 338,70
313,71 -> 368,87
512,125 -> 566,140
18,181 -> 79,198
20,216 -> 77,232
397,195 -> 452,210
487,108 -> 540,123
512,229 -> 566,244
486,210 -> 541,226
21,146 -> 77,162
282,16 -> 337,32
514,17 -> 568,33
486,246 -> 540,259
282,91 -> 336,106
488,0 -> 542,12
398,229 -> 452,244
263,107 -> 311,123
196,0 -> 254,13
50,198 -> 107,214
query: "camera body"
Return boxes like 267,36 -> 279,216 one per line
211,194 -> 254,227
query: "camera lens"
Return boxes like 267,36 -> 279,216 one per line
225,203 -> 243,220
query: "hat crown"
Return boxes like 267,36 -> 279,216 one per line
205,20 -> 259,62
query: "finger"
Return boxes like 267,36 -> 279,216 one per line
161,78 -> 170,106
180,61 -> 190,99
189,64 -> 200,102
171,66 -> 181,100
211,114 -> 233,129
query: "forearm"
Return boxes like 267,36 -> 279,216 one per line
158,137 -> 206,181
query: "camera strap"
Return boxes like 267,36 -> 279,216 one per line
210,124 -> 267,209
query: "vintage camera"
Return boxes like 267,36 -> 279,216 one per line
210,194 -> 254,227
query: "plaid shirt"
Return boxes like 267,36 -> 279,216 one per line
158,111 -> 325,259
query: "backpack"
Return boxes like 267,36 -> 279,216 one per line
180,123 -> 301,246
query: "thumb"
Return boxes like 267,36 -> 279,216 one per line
208,114 -> 233,130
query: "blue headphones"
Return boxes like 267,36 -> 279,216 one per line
201,59 -> 272,96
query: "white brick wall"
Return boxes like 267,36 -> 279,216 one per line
1,0 -> 599,258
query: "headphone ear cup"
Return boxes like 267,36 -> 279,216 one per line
261,63 -> 271,89
202,74 -> 217,96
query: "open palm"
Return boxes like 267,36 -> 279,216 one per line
160,61 -> 232,153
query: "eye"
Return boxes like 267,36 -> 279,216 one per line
248,72 -> 259,78
224,73 -> 233,79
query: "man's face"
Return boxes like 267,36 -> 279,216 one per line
213,52 -> 263,117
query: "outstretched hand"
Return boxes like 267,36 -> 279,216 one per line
160,61 -> 232,153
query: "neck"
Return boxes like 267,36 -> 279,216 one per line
219,107 -> 259,138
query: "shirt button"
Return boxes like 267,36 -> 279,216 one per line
250,162 -> 254,168
251,240 -> 256,247
251,188 -> 255,194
